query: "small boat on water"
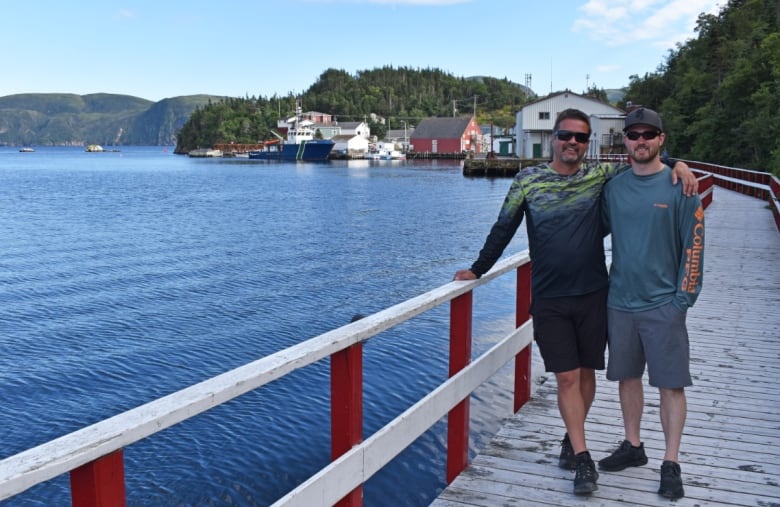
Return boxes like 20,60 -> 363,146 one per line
249,103 -> 334,162
85,144 -> 104,152
379,149 -> 406,160
19,147 -> 34,153
364,142 -> 406,161
188,148 -> 223,158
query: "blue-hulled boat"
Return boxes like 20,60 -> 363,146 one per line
249,105 -> 334,162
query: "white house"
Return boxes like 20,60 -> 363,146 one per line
331,134 -> 369,156
335,121 -> 371,139
515,92 -> 625,160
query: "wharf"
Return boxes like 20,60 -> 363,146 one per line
431,187 -> 780,507
462,157 -> 546,177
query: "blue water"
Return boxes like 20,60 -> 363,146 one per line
0,147 -> 530,506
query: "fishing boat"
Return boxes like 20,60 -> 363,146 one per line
379,149 -> 406,160
248,104 -> 334,162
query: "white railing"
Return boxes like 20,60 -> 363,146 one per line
0,250 -> 534,506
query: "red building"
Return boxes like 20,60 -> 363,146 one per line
409,116 -> 482,154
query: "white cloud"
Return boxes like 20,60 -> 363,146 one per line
303,0 -> 469,4
573,0 -> 722,47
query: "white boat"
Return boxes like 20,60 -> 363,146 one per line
85,144 -> 104,152
19,147 -> 34,153
379,149 -> 406,160
188,148 -> 223,158
364,142 -> 406,161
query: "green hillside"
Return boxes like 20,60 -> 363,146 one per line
0,93 -> 225,146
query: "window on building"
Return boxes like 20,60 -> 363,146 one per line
539,112 -> 551,120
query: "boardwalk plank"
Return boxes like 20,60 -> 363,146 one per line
431,188 -> 780,507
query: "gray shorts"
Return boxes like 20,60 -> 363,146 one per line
606,302 -> 692,388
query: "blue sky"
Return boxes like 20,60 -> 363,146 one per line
4,0 -> 722,102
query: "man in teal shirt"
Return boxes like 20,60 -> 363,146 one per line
599,107 -> 704,500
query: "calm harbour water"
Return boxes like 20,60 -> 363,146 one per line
0,147 -> 531,506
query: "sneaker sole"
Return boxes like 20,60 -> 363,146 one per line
658,486 -> 684,499
598,456 -> 648,471
574,482 -> 598,495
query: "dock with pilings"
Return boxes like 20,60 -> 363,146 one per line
462,157 -> 547,177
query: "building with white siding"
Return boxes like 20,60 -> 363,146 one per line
335,121 -> 371,139
515,92 -> 625,160
331,134 -> 369,156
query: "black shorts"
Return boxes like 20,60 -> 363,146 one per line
531,287 -> 607,373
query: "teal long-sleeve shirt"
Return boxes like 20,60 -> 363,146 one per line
602,166 -> 704,312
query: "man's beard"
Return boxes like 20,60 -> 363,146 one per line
629,144 -> 659,163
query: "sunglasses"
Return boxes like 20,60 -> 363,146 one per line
554,130 -> 590,143
625,130 -> 661,141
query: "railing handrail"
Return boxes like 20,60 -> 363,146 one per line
275,319 -> 534,506
0,250 -> 532,503
683,160 -> 780,231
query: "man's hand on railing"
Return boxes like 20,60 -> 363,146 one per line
453,269 -> 477,281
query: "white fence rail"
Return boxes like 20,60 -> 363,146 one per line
1,250 -> 532,505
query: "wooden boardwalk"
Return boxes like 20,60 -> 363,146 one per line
431,187 -> 780,507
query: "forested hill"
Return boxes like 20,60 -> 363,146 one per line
174,66 -> 566,154
0,93 -> 225,146
621,0 -> 779,174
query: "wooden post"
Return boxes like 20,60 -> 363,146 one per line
70,450 -> 126,507
447,291 -> 472,483
514,263 -> 532,412
331,343 -> 363,507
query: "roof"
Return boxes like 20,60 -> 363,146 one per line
386,128 -> 413,140
331,134 -> 360,141
410,117 -> 472,139
523,91 -> 624,114
336,121 -> 364,129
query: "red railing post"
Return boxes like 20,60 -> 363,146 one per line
331,343 -> 363,507
447,291 -> 472,483
514,263 -> 532,412
69,450 -> 126,507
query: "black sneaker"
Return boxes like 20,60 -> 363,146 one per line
573,451 -> 599,495
658,460 -> 684,499
558,433 -> 576,470
598,440 -> 648,471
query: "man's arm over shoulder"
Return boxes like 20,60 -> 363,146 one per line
663,156 -> 698,196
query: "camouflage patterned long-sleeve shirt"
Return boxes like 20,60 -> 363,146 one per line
470,162 -> 622,299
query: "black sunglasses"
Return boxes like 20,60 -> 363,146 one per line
625,130 -> 661,141
554,130 -> 590,143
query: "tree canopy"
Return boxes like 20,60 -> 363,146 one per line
621,0 -> 779,175
174,67 -> 536,154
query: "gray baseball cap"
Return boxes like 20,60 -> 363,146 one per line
624,107 -> 663,132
